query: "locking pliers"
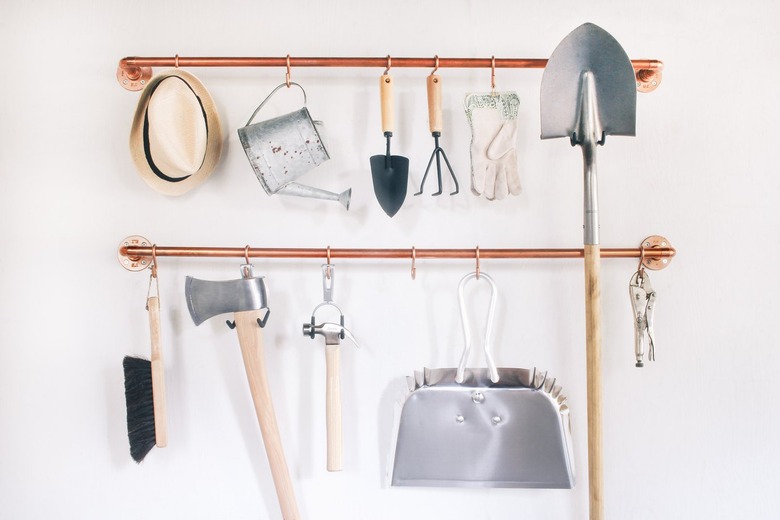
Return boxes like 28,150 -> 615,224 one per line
629,270 -> 656,367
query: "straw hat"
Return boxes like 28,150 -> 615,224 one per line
129,69 -> 222,196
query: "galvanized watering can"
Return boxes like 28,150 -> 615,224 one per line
390,272 -> 575,488
238,82 -> 351,209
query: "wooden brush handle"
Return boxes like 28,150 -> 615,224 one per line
427,74 -> 442,133
325,344 -> 343,472
584,245 -> 604,520
147,296 -> 168,448
235,310 -> 300,520
380,74 -> 394,134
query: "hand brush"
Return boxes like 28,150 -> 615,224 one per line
123,259 -> 168,462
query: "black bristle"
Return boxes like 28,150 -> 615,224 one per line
123,356 -> 156,463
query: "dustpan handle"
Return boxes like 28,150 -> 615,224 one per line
455,272 -> 499,384
245,82 -> 308,126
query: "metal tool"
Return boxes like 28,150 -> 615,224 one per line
630,269 -> 656,367
370,69 -> 409,217
391,271 -> 574,488
302,264 -> 358,472
185,264 -> 300,520
415,72 -> 459,196
238,82 -> 351,209
540,22 -> 637,520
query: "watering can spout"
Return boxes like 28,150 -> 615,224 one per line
275,183 -> 351,210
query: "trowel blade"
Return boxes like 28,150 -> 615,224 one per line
370,154 -> 409,217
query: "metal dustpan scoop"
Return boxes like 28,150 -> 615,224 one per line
390,272 -> 574,488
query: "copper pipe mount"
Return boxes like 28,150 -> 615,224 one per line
636,67 -> 662,93
118,235 -> 153,271
116,63 -> 153,91
640,235 -> 674,270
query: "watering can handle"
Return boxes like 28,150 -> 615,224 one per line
456,272 -> 500,384
245,82 -> 308,126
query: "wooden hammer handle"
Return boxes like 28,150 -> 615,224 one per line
147,296 -> 168,448
584,245 -> 604,520
235,310 -> 300,520
325,344 -> 343,471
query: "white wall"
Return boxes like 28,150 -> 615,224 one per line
2,1 -> 778,518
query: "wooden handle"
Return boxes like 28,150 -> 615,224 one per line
379,74 -> 394,134
325,344 -> 343,472
235,310 -> 300,520
426,74 -> 442,133
147,296 -> 168,448
584,245 -> 603,520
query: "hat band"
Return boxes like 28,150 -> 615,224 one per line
142,76 -> 210,183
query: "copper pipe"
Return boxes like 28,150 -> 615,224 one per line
120,245 -> 676,261
119,56 -> 663,72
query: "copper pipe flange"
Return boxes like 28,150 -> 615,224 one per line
636,66 -> 662,93
640,235 -> 675,270
116,62 -> 153,91
118,235 -> 153,271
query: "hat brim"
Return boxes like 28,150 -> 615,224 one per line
129,69 -> 223,196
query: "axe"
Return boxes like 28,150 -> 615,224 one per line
186,265 -> 299,520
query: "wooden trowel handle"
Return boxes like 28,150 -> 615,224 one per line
147,296 -> 168,448
584,245 -> 604,520
427,74 -> 442,134
380,74 -> 394,134
235,310 -> 300,520
325,344 -> 343,472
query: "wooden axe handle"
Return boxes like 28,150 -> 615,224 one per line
147,296 -> 168,448
235,310 -> 300,520
325,344 -> 343,471
584,245 -> 603,520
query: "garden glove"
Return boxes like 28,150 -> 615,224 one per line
464,92 -> 521,200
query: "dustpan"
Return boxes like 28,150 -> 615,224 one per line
390,272 -> 575,488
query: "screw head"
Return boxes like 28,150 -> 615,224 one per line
471,392 -> 485,404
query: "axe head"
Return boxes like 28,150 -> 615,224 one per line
185,275 -> 268,325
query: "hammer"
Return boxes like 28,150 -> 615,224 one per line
186,265 -> 299,520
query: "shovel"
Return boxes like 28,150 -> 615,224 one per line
540,23 -> 637,519
369,73 -> 409,217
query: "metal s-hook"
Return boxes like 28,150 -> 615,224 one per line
384,55 -> 391,75
411,247 -> 416,280
430,54 -> 439,76
325,246 -> 332,279
285,54 -> 292,87
174,54 -> 179,69
490,56 -> 496,95
475,246 -> 481,279
146,244 -> 160,307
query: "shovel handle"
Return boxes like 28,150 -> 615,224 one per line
427,74 -> 442,134
235,310 -> 300,520
147,296 -> 168,448
325,344 -> 343,471
380,74 -> 394,134
584,245 -> 604,520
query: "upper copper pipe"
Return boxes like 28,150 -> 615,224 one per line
119,56 -> 663,72
120,245 -> 676,261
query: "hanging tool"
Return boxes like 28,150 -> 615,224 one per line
122,247 -> 168,463
302,263 -> 359,472
391,271 -> 574,488
185,262 -> 300,520
415,62 -> 459,196
370,59 -> 410,217
630,269 -> 656,367
540,22 -> 637,520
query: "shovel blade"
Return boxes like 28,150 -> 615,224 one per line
540,23 -> 636,140
370,154 -> 409,217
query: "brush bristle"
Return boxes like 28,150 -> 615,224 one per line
123,356 -> 156,463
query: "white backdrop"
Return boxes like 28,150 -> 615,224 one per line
2,1 -> 779,519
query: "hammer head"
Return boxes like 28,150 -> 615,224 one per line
185,275 -> 268,325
